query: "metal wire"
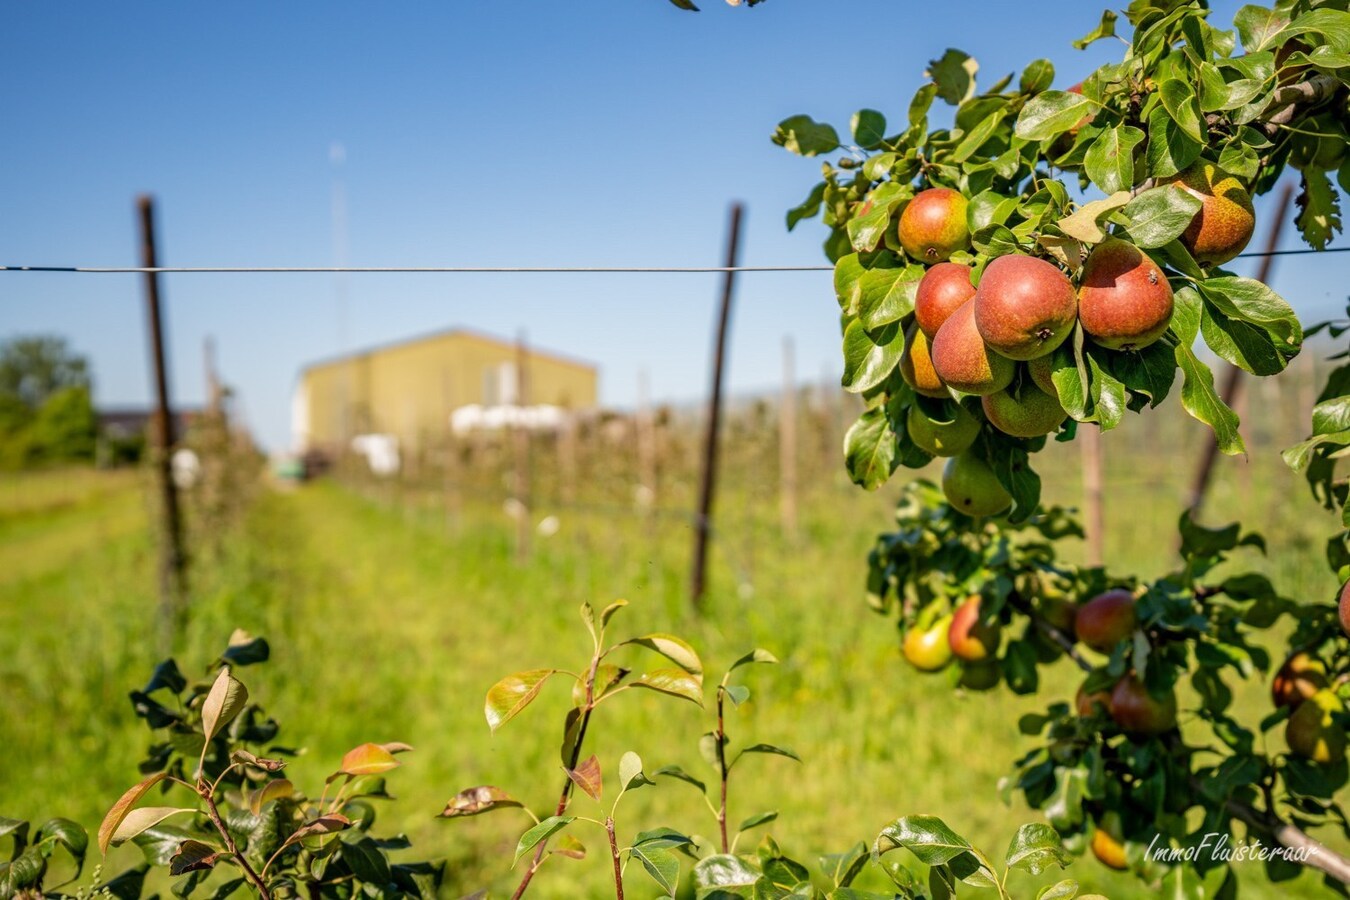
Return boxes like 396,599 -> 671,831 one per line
2,246 -> 1346,275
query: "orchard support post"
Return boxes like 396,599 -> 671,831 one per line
780,336 -> 798,539
1186,182 -> 1294,519
137,195 -> 188,644
690,202 -> 743,610
513,330 -> 531,564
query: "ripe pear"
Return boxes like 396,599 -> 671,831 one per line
931,300 -> 1016,395
948,595 -> 1001,661
942,452 -> 1012,517
1170,163 -> 1255,266
915,262 -> 976,339
1078,238 -> 1174,351
1286,689 -> 1347,764
1272,652 -> 1329,709
981,384 -> 1067,438
902,614 -> 955,672
1025,355 -> 1059,398
898,187 -> 970,263
1109,675 -> 1178,735
899,324 -> 949,399
1340,579 -> 1350,638
1075,589 -> 1137,652
1091,815 -> 1129,871
973,254 -> 1078,360
1076,682 -> 1112,717
906,403 -> 980,457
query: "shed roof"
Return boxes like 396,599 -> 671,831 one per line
299,327 -> 597,376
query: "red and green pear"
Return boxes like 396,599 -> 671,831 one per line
1109,675 -> 1178,735
1340,579 -> 1350,638
902,614 -> 955,672
1075,589 -> 1137,652
1025,355 -> 1059,398
1272,652 -> 1329,709
1078,238 -> 1174,351
981,383 -> 1067,438
1091,814 -> 1129,871
948,595 -> 1000,662
898,188 -> 970,263
1076,682 -> 1112,717
1169,163 -> 1255,266
915,262 -> 976,339
1286,689 -> 1347,764
973,254 -> 1078,360
931,300 -> 1016,395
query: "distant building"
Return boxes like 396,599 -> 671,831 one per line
293,328 -> 598,455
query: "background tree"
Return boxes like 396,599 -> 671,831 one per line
0,335 -> 97,467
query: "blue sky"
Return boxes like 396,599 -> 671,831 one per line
3,0 -> 1344,451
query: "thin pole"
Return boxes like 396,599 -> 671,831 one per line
780,336 -> 798,538
513,331 -> 531,563
1081,425 -> 1104,566
690,203 -> 744,609
1186,182 -> 1294,518
138,195 -> 188,643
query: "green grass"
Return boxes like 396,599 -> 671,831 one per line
2,388 -> 1346,900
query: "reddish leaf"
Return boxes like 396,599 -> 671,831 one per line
439,786 -> 523,819
339,743 -> 399,776
567,755 -> 603,801
98,773 -> 166,855
170,839 -> 222,876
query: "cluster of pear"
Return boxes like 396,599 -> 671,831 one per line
899,595 -> 1002,690
1266,581 -> 1350,765
893,173 -> 1254,518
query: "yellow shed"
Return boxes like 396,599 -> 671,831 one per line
294,328 -> 597,454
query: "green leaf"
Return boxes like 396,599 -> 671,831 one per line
926,49 -> 979,105
168,840 -> 220,877
1005,823 -> 1072,875
624,633 -> 703,676
694,854 -> 760,895
1159,79 -> 1206,143
633,845 -> 681,896
1200,303 -> 1285,375
1019,59 -> 1055,94
858,263 -> 923,329
1119,186 -> 1203,248
634,828 -> 696,851
848,182 -> 910,253
1279,9 -> 1350,54
342,836 -> 391,886
772,115 -> 840,157
1173,296 -> 1245,456
834,253 -> 865,314
725,684 -> 750,705
620,750 -> 652,791
201,667 -> 248,743
732,743 -> 801,768
109,808 -> 197,849
220,630 -> 270,667
876,816 -> 977,867
1084,125 -> 1144,194
729,648 -> 779,671
851,110 -> 887,149
653,765 -> 707,795
668,0 -> 700,10
738,811 -> 778,833
514,816 -> 575,865
1284,429 -> 1350,473
1074,10 -> 1118,48
821,842 -> 869,889
1196,277 -> 1302,348
1146,104 -> 1202,178
1038,879 -> 1080,900
485,669 -> 557,732
631,668 -> 705,706
841,319 -> 903,394
951,109 -> 1007,164
1087,353 -> 1126,430
1014,91 -> 1094,141
1235,4 -> 1290,51
1296,168 -> 1343,251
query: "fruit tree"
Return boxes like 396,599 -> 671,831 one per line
777,0 -> 1350,894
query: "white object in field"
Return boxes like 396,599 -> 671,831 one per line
502,497 -> 527,520
537,515 -> 560,537
449,404 -> 569,435
171,448 -> 201,489
290,383 -> 311,452
350,433 -> 401,476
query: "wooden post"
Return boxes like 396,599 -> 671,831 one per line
690,203 -> 744,609
1080,424 -> 1104,566
1186,182 -> 1294,518
138,195 -> 188,643
779,336 -> 798,538
637,369 -> 657,510
513,331 -> 531,563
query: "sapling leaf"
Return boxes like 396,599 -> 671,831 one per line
338,743 -> 401,776
632,845 -> 681,896
110,808 -> 197,848
438,785 -> 523,819
513,816 -> 575,865
485,669 -> 558,732
567,754 -> 603,801
738,811 -> 778,833
551,834 -> 586,860
653,765 -> 707,794
248,780 -> 294,816
230,749 -> 286,772
633,828 -> 696,851
220,630 -> 269,667
725,684 -> 751,706
99,773 -> 167,855
1005,823 -> 1072,875
732,743 -> 801,769
599,598 -> 628,628
1014,91 -> 1094,141
201,668 -> 248,744
622,633 -> 704,676
619,751 -> 654,790
168,840 -> 221,877
729,648 -> 779,672
632,668 -> 705,706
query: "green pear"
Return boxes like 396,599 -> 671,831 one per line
981,383 -> 1067,437
973,254 -> 1077,360
942,452 -> 1012,517
906,403 -> 981,457
1286,689 -> 1347,764
931,300 -> 1016,395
